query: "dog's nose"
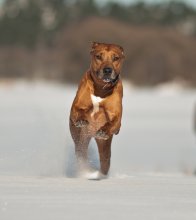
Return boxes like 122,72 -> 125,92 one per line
103,67 -> 112,74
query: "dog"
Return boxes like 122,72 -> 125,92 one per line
69,42 -> 124,177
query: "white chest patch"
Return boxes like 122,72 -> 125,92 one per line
91,94 -> 104,117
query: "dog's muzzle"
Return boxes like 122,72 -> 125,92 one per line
103,67 -> 112,75
97,67 -> 118,83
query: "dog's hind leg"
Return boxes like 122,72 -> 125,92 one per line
69,119 -> 91,172
95,135 -> 113,175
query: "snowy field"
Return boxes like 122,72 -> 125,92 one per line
0,80 -> 196,219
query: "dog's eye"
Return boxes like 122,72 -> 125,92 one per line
95,55 -> 102,60
113,56 -> 120,62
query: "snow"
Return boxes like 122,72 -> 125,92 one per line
0,80 -> 196,219
0,175 -> 196,220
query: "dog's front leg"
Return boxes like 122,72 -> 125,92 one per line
107,115 -> 122,135
69,117 -> 91,173
95,110 -> 121,140
70,102 -> 92,173
70,104 -> 90,128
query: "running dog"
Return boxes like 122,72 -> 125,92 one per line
70,42 -> 124,177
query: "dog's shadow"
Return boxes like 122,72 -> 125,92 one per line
65,139 -> 100,178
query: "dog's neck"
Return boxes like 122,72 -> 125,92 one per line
88,70 -> 119,98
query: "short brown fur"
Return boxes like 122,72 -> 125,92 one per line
69,42 -> 124,176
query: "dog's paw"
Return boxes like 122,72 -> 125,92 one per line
75,120 -> 89,128
95,130 -> 109,140
85,171 -> 107,180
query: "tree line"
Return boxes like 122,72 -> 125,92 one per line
0,0 -> 195,47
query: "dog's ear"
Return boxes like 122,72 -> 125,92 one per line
91,42 -> 100,54
91,42 -> 100,49
118,45 -> 125,58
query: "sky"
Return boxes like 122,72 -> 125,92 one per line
0,0 -> 195,8
98,0 -> 196,7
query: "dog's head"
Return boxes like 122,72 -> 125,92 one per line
90,42 -> 125,85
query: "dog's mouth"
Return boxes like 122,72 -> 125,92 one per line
102,75 -> 119,84
103,78 -> 111,83
95,69 -> 120,85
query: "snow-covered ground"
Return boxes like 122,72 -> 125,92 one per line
0,80 -> 196,219
0,174 -> 196,220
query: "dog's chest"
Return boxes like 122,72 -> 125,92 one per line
90,94 -> 104,117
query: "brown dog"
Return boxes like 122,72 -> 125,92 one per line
69,42 -> 124,177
